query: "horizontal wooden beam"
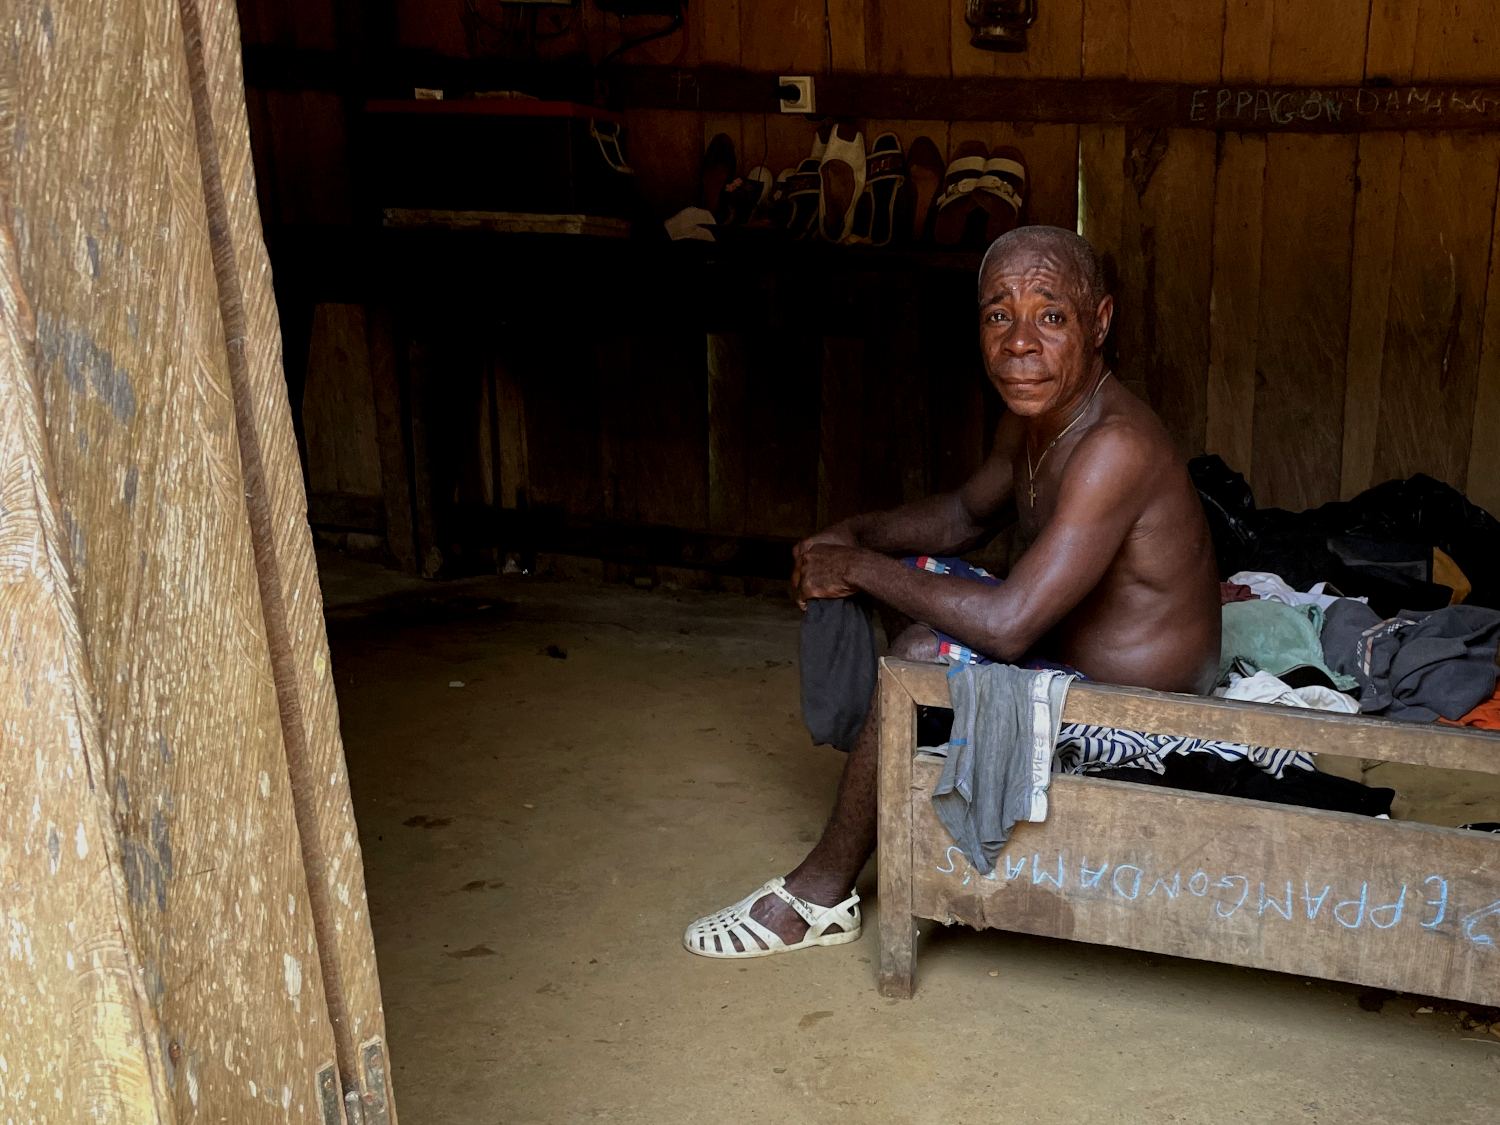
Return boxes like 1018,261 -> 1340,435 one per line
241,47 -> 1500,133
610,67 -> 1500,133
883,658 -> 1500,775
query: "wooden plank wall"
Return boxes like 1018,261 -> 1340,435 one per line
242,0 -> 1500,572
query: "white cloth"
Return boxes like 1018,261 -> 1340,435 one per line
664,206 -> 716,241
1227,570 -> 1368,611
1214,669 -> 1360,713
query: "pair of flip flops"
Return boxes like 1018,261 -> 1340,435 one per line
846,133 -> 907,246
933,141 -> 1029,248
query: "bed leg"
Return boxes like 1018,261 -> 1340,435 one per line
877,660 -> 917,999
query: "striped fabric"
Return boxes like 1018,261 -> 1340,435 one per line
1054,724 -> 1314,781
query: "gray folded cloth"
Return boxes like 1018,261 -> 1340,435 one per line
1321,598 -> 1500,723
931,661 -> 1075,875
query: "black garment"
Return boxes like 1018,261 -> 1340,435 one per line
1091,755 -> 1395,817
1320,599 -> 1500,723
1189,455 -> 1500,615
799,597 -> 876,752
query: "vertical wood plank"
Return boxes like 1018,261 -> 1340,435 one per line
367,306 -> 417,571
629,334 -> 710,529
876,661 -> 917,999
1267,0 -> 1368,82
739,0 -> 825,72
1373,133 -> 1500,492
1410,0 -> 1500,81
494,339 -> 530,511
708,333 -> 748,535
1126,0 -> 1225,83
744,324 -> 821,538
694,0 -> 742,66
1115,128 -> 1218,457
1204,134 -> 1265,479
302,302 -> 383,496
868,0 -> 951,76
406,334 -> 442,575
1470,206 -> 1500,517
623,109 -> 701,223
1251,133 -> 1358,511
597,334 -> 632,522
828,0 -> 866,72
1082,0 -> 1130,79
818,336 -> 865,529
1364,0 -> 1420,81
1339,131 -> 1405,500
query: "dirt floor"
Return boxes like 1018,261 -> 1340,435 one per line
318,553 -> 1500,1125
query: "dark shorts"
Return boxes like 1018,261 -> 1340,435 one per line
899,555 -> 1082,676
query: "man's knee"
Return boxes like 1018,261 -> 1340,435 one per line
889,624 -> 940,663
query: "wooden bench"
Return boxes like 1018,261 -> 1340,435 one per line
876,658 -> 1500,1003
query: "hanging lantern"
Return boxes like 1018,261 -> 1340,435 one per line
965,0 -> 1037,52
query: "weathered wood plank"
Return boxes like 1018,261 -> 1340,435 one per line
883,660 -> 1500,774
868,0 -> 949,76
1203,133 -> 1266,479
818,336 -> 864,530
302,302 -> 383,496
366,305 -> 417,569
1338,131 -> 1405,500
5,0 -> 352,1118
1371,132 -> 1500,492
1115,128 -> 1217,458
707,332 -> 748,535
1470,186 -> 1500,517
0,157 -> 170,1125
877,662 -> 917,999
1250,133 -> 1358,511
191,0 -> 397,1113
910,765 -> 1500,1007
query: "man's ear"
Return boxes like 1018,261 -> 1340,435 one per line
1093,295 -> 1115,349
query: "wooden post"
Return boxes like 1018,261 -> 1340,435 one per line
877,658 -> 918,999
406,333 -> 442,576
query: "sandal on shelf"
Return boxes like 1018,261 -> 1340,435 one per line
765,166 -> 795,227
978,145 -> 1028,242
932,140 -> 991,246
906,135 -> 945,244
785,157 -> 823,239
682,877 -> 862,959
723,165 -> 772,226
701,132 -> 738,224
818,120 -> 866,243
863,132 -> 906,247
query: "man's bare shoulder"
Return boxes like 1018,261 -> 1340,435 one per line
1064,390 -> 1179,491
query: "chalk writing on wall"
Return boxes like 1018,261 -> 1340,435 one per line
935,845 -> 1500,948
1186,87 -> 1500,127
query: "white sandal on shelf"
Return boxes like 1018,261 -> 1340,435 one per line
683,876 -> 862,958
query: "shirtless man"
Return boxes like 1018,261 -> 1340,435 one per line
684,226 -> 1220,958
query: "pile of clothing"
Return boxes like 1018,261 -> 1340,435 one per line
1192,455 -> 1500,732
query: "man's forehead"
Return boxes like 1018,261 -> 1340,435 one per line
979,250 -> 1079,301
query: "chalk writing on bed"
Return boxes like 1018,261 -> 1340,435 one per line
936,848 -> 1500,949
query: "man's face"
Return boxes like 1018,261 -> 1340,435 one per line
977,248 -> 1111,418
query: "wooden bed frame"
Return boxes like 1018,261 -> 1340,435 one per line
876,658 -> 1500,1003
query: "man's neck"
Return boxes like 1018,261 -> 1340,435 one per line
1027,356 -> 1108,450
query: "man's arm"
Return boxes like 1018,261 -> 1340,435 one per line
796,413 -> 1021,559
797,421 -> 1156,661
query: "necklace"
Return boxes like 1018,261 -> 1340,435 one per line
1025,369 -> 1110,507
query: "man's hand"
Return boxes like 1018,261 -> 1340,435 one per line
792,544 -> 864,610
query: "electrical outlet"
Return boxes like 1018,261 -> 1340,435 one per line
778,76 -> 815,114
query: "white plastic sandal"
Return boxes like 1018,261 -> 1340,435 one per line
683,877 -> 861,958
